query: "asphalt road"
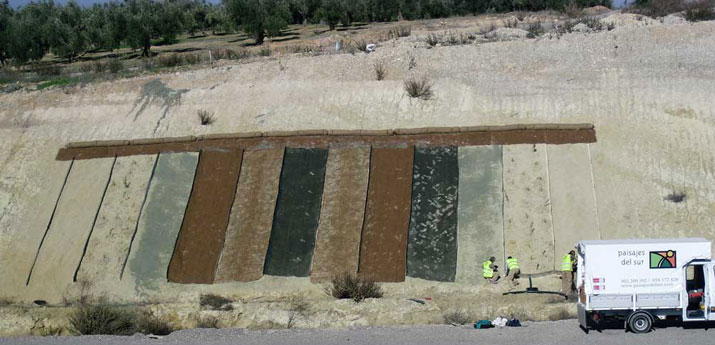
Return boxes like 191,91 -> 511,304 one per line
2,320 -> 715,345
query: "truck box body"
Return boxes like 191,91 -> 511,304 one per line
577,238 -> 711,310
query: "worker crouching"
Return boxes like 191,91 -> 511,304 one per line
482,256 -> 500,284
505,256 -> 520,286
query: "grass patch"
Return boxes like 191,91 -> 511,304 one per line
374,61 -> 386,81
258,46 -> 272,57
197,109 -> 216,126
195,315 -> 220,328
326,273 -> 383,302
30,64 -> 63,77
69,305 -> 137,335
527,21 -> 545,38
137,310 -> 174,336
199,293 -> 233,310
184,53 -> 203,65
287,295 -> 310,328
38,326 -> 65,336
404,76 -> 434,100
388,25 -> 412,39
37,77 -> 78,90
547,306 -> 575,321
158,54 -> 184,68
93,60 -> 107,73
425,33 -> 440,47
443,309 -> 471,325
107,59 -> 124,74
353,39 -> 368,53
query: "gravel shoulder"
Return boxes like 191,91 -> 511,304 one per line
3,320 -> 715,345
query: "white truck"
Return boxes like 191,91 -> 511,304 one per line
576,238 -> 714,333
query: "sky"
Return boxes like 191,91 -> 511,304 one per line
7,0 -> 630,10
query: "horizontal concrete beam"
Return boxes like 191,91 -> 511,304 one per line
56,124 -> 596,161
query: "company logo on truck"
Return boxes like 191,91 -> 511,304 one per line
649,250 -> 676,269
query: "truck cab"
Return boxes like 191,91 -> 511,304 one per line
576,238 -> 714,333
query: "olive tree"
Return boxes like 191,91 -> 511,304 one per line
0,0 -> 12,65
124,0 -> 160,57
223,0 -> 291,45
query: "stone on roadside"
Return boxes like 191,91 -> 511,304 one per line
662,14 -> 686,25
572,23 -> 590,33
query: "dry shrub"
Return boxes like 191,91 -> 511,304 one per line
137,310 -> 174,335
199,293 -> 232,310
69,305 -> 137,335
327,273 -> 383,302
93,60 -> 107,73
211,48 -> 248,60
388,25 -> 412,39
158,54 -> 183,68
563,1 -> 583,18
443,309 -> 471,325
38,326 -> 65,336
665,191 -> 687,203
353,39 -> 368,52
195,315 -> 220,328
79,63 -> 93,74
444,31 -> 471,45
407,54 -> 417,70
288,45 -> 315,54
184,53 -> 202,65
685,0 -> 715,21
547,306 -> 576,321
107,59 -> 123,74
258,46 -> 271,57
585,17 -> 604,30
374,60 -> 386,81
527,21 -> 545,38
287,295 -> 310,328
404,76 -> 434,100
197,109 -> 216,126
425,33 -> 440,46
141,58 -> 154,71
629,0 -> 693,18
31,64 -> 62,77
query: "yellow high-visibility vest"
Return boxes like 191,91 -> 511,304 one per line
561,254 -> 574,272
482,260 -> 494,278
507,257 -> 519,270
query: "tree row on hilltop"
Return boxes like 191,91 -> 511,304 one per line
0,0 -> 611,65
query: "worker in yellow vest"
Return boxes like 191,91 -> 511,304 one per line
505,256 -> 520,286
561,250 -> 576,294
482,256 -> 500,284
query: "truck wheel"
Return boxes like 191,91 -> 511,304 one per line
628,312 -> 653,333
